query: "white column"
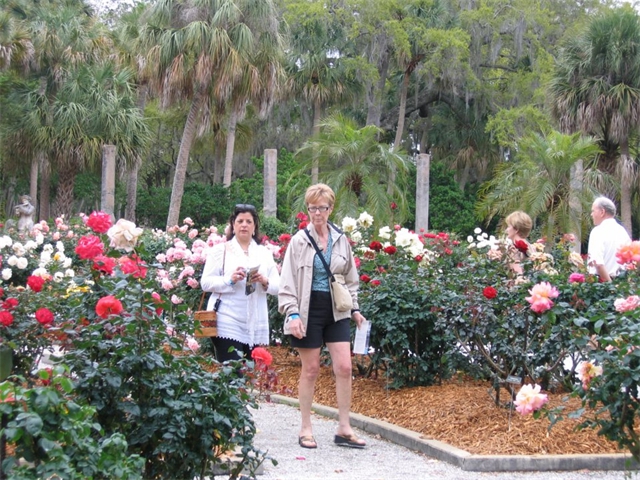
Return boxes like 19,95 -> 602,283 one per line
101,144 -> 117,220
415,153 -> 431,232
263,149 -> 277,217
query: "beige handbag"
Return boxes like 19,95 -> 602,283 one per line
330,273 -> 354,312
194,247 -> 226,337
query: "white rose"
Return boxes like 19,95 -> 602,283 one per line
53,272 -> 64,282
1,268 -> 11,280
35,233 -> 44,245
357,212 -> 374,229
474,227 -> 482,234
56,241 -> 65,252
7,256 -> 18,267
378,226 -> 392,240
65,269 -> 75,277
16,257 -> 28,269
40,251 -> 52,266
0,236 -> 12,249
107,219 -> 144,252
63,257 -> 73,268
351,231 -> 362,243
341,217 -> 357,233
24,240 -> 38,251
12,243 -> 25,256
467,235 -> 474,243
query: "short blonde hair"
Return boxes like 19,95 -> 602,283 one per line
505,211 -> 532,238
304,183 -> 335,207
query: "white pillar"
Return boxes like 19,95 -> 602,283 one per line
101,144 -> 117,220
415,153 -> 430,232
264,149 -> 277,217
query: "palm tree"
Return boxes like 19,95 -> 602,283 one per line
140,0 -> 285,228
549,5 -> 640,234
477,130 -> 606,242
291,114 -> 411,226
284,3 -> 362,184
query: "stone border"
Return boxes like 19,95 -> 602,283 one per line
270,394 -> 639,473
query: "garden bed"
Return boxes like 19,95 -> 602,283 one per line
269,346 -> 622,456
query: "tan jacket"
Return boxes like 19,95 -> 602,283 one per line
278,222 -> 360,336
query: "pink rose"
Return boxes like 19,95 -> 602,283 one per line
614,295 -> 640,313
514,384 -> 548,415
526,282 -> 559,314
568,273 -> 585,283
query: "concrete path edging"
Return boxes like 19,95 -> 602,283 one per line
270,394 -> 639,473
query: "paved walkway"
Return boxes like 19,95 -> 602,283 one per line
250,400 -> 637,480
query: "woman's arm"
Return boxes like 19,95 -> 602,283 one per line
200,245 -> 234,293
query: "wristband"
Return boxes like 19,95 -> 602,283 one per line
289,313 -> 300,320
227,277 -> 236,286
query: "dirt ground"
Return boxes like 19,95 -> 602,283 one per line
268,346 -> 622,456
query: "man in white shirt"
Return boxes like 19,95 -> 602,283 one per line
587,196 -> 631,282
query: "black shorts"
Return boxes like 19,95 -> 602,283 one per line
290,291 -> 350,349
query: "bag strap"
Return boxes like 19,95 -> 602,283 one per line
304,228 -> 334,282
199,245 -> 227,312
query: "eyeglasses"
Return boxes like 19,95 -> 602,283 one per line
308,206 -> 330,213
235,204 -> 257,213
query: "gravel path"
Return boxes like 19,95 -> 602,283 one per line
251,402 -> 636,480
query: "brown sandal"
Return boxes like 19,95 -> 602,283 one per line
298,435 -> 317,449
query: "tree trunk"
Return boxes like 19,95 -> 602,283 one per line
388,70 -> 411,194
311,98 -> 322,184
569,159 -> 584,251
366,47 -> 389,127
166,90 -> 205,228
125,84 -> 148,222
619,140 -> 633,235
54,164 -> 77,219
39,156 -> 51,221
223,107 -> 239,187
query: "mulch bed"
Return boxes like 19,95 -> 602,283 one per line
268,346 -> 622,456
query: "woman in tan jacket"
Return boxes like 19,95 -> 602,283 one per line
279,184 -> 367,450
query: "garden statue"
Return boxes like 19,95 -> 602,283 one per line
15,195 -> 35,234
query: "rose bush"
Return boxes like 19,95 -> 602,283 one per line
0,212 -> 272,478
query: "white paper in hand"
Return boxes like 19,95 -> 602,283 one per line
353,320 -> 371,354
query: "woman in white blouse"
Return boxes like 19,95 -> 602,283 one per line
200,204 -> 280,362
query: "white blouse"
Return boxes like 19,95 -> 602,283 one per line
200,237 -> 280,346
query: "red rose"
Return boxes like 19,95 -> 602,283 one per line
514,239 -> 529,254
424,232 -> 437,239
444,248 -> 453,255
251,347 -> 273,366
383,245 -> 397,255
360,274 -> 371,283
278,233 -> 292,244
41,367 -> 53,386
86,211 -> 113,234
0,287 -> 4,298
296,212 -> 309,222
0,311 -> 13,327
414,255 -> 423,262
298,221 -> 308,230
119,255 -> 147,279
369,241 -> 383,252
35,307 -> 54,325
371,279 -> 381,287
95,295 -> 124,319
75,235 -> 105,260
27,275 -> 46,293
390,202 -> 397,210
483,286 -> 498,299
92,255 -> 116,275
2,298 -> 18,311
152,292 -> 163,315
354,257 -> 361,268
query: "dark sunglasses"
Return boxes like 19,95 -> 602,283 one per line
235,204 -> 257,213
